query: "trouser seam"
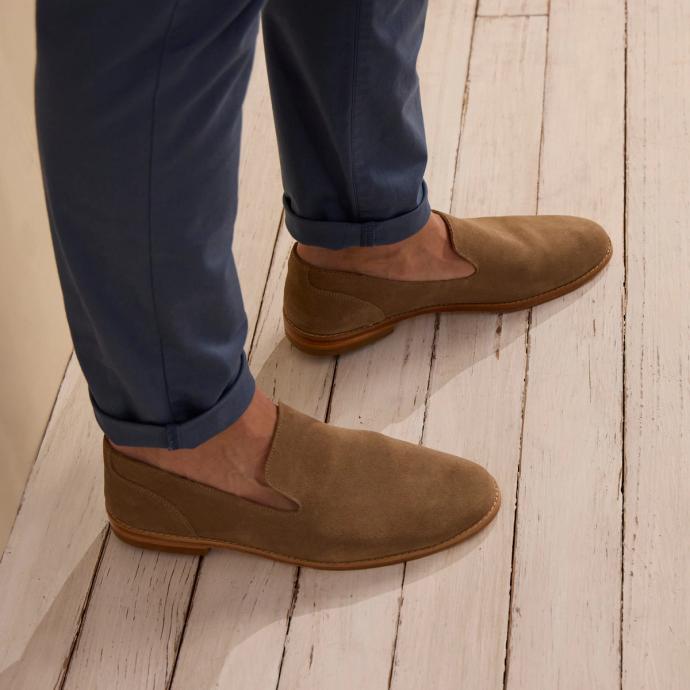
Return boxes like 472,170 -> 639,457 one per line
349,0 -> 364,228
361,222 -> 375,246
147,0 -> 184,431
165,424 -> 180,450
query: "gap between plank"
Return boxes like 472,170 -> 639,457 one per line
618,1 -> 630,688
501,308 -> 533,690
57,528 -> 111,690
272,347 -> 341,689
387,0 -> 481,685
476,13 -> 548,18
165,546 -> 204,690
274,566 -> 302,690
386,562 -> 407,690
501,5 -> 550,686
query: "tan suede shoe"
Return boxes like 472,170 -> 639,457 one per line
283,211 -> 612,354
105,404 -> 500,570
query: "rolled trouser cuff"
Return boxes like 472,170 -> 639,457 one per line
284,181 -> 431,249
92,354 -> 256,450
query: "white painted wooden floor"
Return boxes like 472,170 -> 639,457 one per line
2,1 -> 689,688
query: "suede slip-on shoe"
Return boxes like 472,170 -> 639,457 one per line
283,211 -> 613,355
104,404 -> 500,570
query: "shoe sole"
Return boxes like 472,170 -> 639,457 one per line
108,481 -> 500,570
284,243 -> 612,356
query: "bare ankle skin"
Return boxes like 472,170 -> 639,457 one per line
297,211 -> 476,281
111,389 -> 295,510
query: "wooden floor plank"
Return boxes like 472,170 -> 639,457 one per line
478,0 -> 548,16
390,15 -> 547,690
274,2 -> 479,688
623,2 -> 690,688
60,38 -> 287,690
62,540 -> 198,690
0,357 -> 105,690
505,2 -> 626,688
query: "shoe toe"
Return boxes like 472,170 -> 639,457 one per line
448,213 -> 612,304
456,458 -> 500,527
389,445 -> 500,555
432,454 -> 500,540
519,214 -> 612,287
261,405 -> 504,566
556,215 -> 612,278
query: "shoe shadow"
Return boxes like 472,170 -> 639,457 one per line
172,516 -> 499,690
255,271 -> 604,436
0,524 -> 498,690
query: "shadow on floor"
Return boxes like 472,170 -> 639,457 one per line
0,530 -> 107,690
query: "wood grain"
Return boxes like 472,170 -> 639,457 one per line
623,1 -> 690,688
63,540 -> 198,690
478,0 -> 548,17
391,15 -> 547,690
505,1 -> 626,688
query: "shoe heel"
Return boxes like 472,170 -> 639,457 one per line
284,319 -> 396,356
109,518 -> 210,556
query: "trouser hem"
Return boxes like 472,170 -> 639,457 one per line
92,354 -> 256,450
284,181 -> 431,249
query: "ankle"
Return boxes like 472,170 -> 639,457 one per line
297,234 -> 405,274
110,390 -> 294,510
296,211 -> 474,281
298,212 -> 438,274
112,390 -> 276,462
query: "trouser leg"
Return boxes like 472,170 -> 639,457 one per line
262,0 -> 431,249
36,0 -> 263,448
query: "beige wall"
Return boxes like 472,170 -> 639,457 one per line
0,0 -> 72,551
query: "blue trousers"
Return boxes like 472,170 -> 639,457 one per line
36,0 -> 431,448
